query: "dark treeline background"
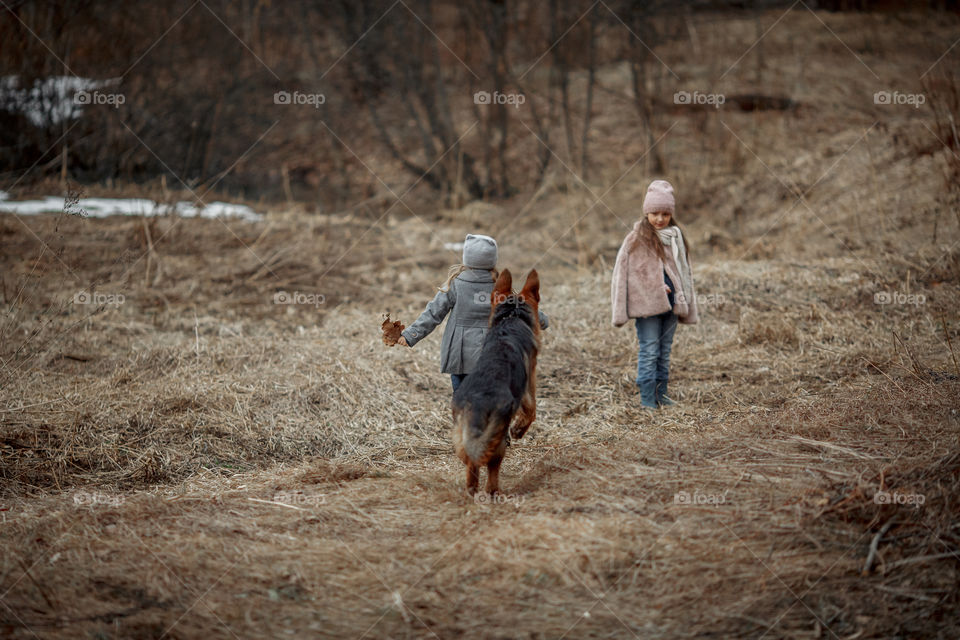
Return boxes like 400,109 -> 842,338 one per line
1,0 -> 956,211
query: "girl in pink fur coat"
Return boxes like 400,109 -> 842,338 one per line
611,180 -> 698,409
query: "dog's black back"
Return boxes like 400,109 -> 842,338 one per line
452,296 -> 538,457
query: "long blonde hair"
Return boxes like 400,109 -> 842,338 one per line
439,264 -> 500,291
627,219 -> 690,261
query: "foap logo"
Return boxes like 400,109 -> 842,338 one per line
674,90 -> 725,109
475,291 -> 527,306
74,291 -> 125,306
696,292 -> 727,307
874,291 -> 926,306
273,291 -> 326,307
272,491 -> 326,508
493,292 -> 527,306
874,90 -> 925,109
474,492 -> 524,506
473,90 -> 526,109
74,90 -> 125,108
73,491 -> 124,507
274,90 -> 325,108
874,490 -> 925,506
674,490 -> 728,505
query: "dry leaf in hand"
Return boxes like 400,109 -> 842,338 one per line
381,313 -> 405,346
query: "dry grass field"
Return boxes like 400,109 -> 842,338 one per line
2,7 -> 960,640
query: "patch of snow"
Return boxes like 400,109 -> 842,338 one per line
0,196 -> 67,215
0,76 -> 119,127
0,195 -> 262,221
173,201 -> 261,222
444,242 -> 464,251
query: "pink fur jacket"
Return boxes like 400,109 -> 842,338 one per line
611,223 -> 699,327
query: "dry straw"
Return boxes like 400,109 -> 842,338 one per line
2,9 -> 960,638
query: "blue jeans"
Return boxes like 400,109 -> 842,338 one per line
635,312 -> 678,406
451,374 -> 468,392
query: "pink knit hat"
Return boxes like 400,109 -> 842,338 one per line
642,180 -> 675,215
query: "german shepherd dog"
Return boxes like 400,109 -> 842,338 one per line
451,269 -> 541,495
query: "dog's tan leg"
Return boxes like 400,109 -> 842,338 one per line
510,364 -> 537,440
466,463 -> 480,495
510,411 -> 531,440
485,456 -> 502,495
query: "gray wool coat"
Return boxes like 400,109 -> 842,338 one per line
402,269 -> 549,375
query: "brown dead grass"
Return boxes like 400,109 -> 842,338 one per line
0,376 -> 957,638
2,7 -> 960,640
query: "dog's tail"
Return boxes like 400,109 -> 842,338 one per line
454,396 -> 515,464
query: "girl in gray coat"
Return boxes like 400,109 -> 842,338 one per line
399,234 -> 549,391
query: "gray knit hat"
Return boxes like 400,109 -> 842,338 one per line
462,234 -> 498,269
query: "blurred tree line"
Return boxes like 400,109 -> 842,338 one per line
0,0 -> 956,210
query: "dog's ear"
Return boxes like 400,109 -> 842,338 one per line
492,269 -> 513,307
520,269 -> 540,304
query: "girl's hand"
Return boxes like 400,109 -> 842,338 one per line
398,336 -> 409,347
664,284 -> 672,293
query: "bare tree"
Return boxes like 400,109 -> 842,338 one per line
580,5 -> 597,180
625,0 -> 665,175
332,0 -> 490,201
549,0 -> 577,169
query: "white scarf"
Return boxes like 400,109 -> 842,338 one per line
657,227 -> 693,306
